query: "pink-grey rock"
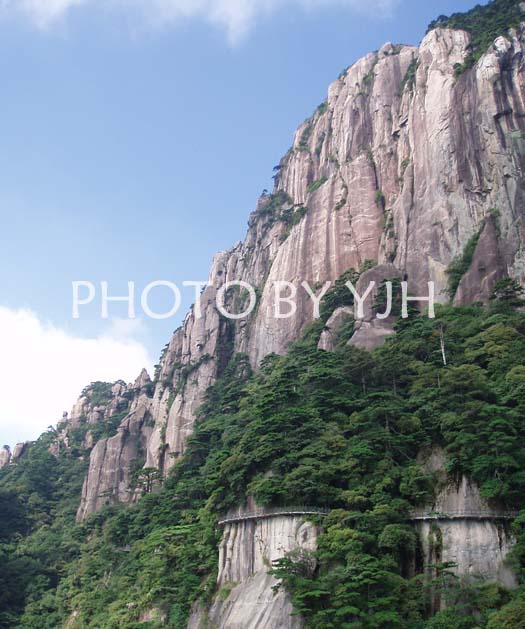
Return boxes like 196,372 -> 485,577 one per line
414,448 -> 518,597
11,442 -> 27,460
454,216 -> 506,305
76,395 -> 153,521
188,515 -> 319,629
0,446 -> 11,469
318,306 -> 353,351
79,24 -> 525,520
349,264 -> 402,350
134,368 -> 151,391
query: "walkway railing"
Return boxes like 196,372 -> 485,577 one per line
218,506 -> 329,526
409,509 -> 519,521
217,507 -> 519,526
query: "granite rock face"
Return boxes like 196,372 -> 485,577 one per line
76,395 -> 154,521
454,216 -> 506,305
1,442 -> 33,467
0,446 -> 10,469
77,21 -> 525,520
68,381 -> 133,429
417,517 -> 516,614
317,306 -> 353,351
415,483 -> 517,588
49,380 -> 133,460
349,263 -> 403,350
11,442 -> 29,461
414,449 -> 517,605
188,515 -> 319,629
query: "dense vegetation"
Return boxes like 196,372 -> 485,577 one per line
2,279 -> 525,628
445,229 -> 482,299
0,430 -> 89,627
1,4 -> 525,625
428,0 -> 523,76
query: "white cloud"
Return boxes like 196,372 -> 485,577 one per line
1,0 -> 399,43
12,0 -> 86,28
0,306 -> 154,447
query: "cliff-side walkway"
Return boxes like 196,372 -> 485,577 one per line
218,507 -> 519,526
218,506 -> 329,526
409,509 -> 519,521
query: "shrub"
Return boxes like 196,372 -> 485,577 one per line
307,177 -> 328,194
427,0 -> 523,77
445,229 -> 482,299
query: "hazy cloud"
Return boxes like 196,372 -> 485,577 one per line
11,0 -> 86,28
0,306 -> 154,447
2,0 -> 399,42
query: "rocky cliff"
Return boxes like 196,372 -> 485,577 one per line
415,478 -> 517,590
188,513 -> 319,629
75,12 -> 525,523
0,445 -> 10,469
413,449 -> 517,611
3,4 -> 525,628
74,373 -> 152,519
0,441 -> 32,468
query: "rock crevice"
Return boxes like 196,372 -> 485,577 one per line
77,23 -> 525,520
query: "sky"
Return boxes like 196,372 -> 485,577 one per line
0,0 -> 482,446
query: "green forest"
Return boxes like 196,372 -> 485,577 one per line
3,1 -> 525,627
2,276 -> 525,628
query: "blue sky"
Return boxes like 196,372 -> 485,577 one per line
0,0 -> 481,444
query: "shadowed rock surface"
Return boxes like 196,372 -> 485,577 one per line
75,20 -> 525,524
188,514 -> 319,629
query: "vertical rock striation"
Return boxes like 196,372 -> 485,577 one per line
77,18 -> 525,520
188,515 -> 319,629
74,377 -> 152,520
413,449 -> 518,607
0,446 -> 11,469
